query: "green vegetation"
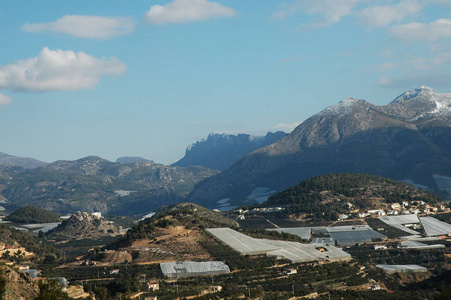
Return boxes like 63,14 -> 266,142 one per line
347,243 -> 451,267
121,203 -> 237,244
1,158 -> 218,215
6,206 -> 60,223
0,270 -> 6,300
0,225 -> 64,264
36,279 -> 69,300
263,173 -> 441,220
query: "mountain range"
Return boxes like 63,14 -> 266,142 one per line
188,86 -> 451,209
0,156 -> 217,214
172,131 -> 287,171
0,152 -> 47,169
2,86 -> 450,215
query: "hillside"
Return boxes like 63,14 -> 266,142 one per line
188,87 -> 451,209
0,156 -> 218,215
173,131 -> 286,171
0,152 -> 47,169
125,202 -> 237,242
109,203 -> 238,263
260,173 -> 441,220
46,211 -> 120,240
6,205 -> 60,223
0,225 -> 64,263
0,265 -> 38,300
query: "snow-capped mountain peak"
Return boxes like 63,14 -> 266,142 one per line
318,97 -> 361,117
391,86 -> 434,104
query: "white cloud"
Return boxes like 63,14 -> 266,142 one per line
145,0 -> 236,25
23,15 -> 134,39
378,51 -> 451,87
390,18 -> 451,42
357,0 -> 422,28
0,47 -> 126,92
0,93 -> 11,105
268,122 -> 301,133
273,0 -> 362,28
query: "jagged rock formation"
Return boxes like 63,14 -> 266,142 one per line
188,87 -> 451,208
47,211 -> 119,239
173,131 -> 287,170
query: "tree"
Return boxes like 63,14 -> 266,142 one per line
94,286 -> 109,300
36,279 -> 69,300
0,271 -> 7,300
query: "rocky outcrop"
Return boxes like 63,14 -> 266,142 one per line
173,131 -> 287,171
47,211 -> 120,239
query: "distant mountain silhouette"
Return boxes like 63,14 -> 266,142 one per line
173,131 -> 286,171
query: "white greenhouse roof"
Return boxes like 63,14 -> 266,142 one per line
379,215 -> 421,235
330,230 -> 386,246
379,214 -> 420,225
419,217 -> 451,236
206,228 -> 281,255
401,240 -> 445,249
376,264 -> 427,274
207,228 -> 351,263
310,237 -> 335,245
160,261 -> 230,278
268,227 -> 312,240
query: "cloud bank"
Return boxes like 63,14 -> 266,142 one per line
390,18 -> 451,42
357,0 -> 422,28
0,47 -> 126,92
23,15 -> 134,39
273,0 -> 362,28
145,0 -> 236,25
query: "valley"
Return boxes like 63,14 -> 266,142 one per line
0,86 -> 450,299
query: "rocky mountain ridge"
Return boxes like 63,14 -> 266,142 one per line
173,131 -> 287,170
188,86 -> 451,208
0,156 -> 218,214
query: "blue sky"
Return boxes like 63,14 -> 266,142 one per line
1,0 -> 451,164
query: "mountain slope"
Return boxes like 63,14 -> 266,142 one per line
262,173 -> 440,220
116,156 -> 153,164
173,131 -> 287,171
188,87 -> 451,208
0,152 -> 47,169
1,156 -> 218,214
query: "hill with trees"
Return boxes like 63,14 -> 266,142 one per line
6,206 -> 61,223
261,173 -> 441,220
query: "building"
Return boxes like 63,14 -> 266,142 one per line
374,245 -> 387,250
286,269 -> 297,275
376,264 -> 427,274
391,203 -> 401,210
160,261 -> 231,278
147,282 -> 159,292
91,212 -> 102,219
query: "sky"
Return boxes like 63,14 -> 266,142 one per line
1,0 -> 451,165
